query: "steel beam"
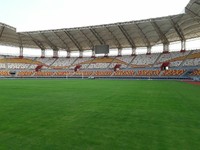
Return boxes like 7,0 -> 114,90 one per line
186,7 -> 200,20
194,1 -> 200,5
40,33 -> 58,50
79,30 -> 94,49
169,16 -> 186,41
151,21 -> 169,44
64,31 -> 82,51
89,28 -> 105,45
118,25 -> 136,48
0,26 -> 5,39
28,33 -> 46,50
53,32 -> 70,51
106,27 -> 122,49
135,23 -> 151,47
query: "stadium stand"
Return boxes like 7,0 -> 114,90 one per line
136,70 -> 161,76
161,69 -> 185,76
0,63 -> 6,69
131,54 -> 160,68
74,71 -> 93,77
0,71 -> 10,76
0,50 -> 199,79
34,71 -> 54,77
51,57 -> 77,68
93,70 -> 113,76
154,51 -> 190,67
190,69 -> 200,76
54,71 -> 74,77
113,70 -> 134,76
88,57 -> 115,69
17,71 -> 34,77
183,50 -> 200,66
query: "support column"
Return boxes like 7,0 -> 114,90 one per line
146,46 -> 151,55
131,47 -> 136,56
41,49 -> 45,58
92,50 -> 95,58
19,47 -> 23,58
67,51 -> 70,58
163,43 -> 169,53
118,48 -> 122,56
53,50 -> 58,58
104,53 -> 108,57
79,51 -> 83,58
181,40 -> 186,52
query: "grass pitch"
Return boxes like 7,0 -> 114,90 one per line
0,79 -> 199,150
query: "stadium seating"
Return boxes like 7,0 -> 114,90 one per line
113,70 -> 134,76
51,57 -> 77,68
93,70 -> 113,76
154,51 -> 190,67
88,57 -> 115,69
136,70 -> 161,76
131,54 -> 160,68
17,71 -> 34,76
74,71 -> 93,77
34,71 -> 54,77
54,71 -> 74,77
7,63 -> 30,69
161,69 -> 185,76
72,58 -> 94,67
183,50 -> 200,66
190,69 -> 200,76
0,63 -> 6,69
111,56 -> 134,68
0,49 -> 199,78
0,71 -> 10,76
36,57 -> 57,66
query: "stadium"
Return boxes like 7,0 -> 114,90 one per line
0,0 -> 200,149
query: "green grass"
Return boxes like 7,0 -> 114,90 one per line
0,79 -> 200,150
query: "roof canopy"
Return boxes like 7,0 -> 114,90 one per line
0,0 -> 200,52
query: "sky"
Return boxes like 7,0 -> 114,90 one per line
0,0 -> 190,32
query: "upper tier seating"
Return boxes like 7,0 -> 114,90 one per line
131,54 -> 160,67
88,63 -> 110,69
112,56 -> 134,68
154,51 -> 190,67
72,58 -> 94,68
88,57 -> 115,69
51,57 -> 77,68
109,63 -> 127,69
0,63 -> 6,69
7,63 -> 30,69
36,57 -> 57,66
183,50 -> 200,66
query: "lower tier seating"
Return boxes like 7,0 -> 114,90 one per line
17,71 -> 34,76
93,70 -> 113,76
136,70 -> 161,76
113,70 -> 134,76
190,70 -> 200,76
0,71 -> 10,76
161,69 -> 185,76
